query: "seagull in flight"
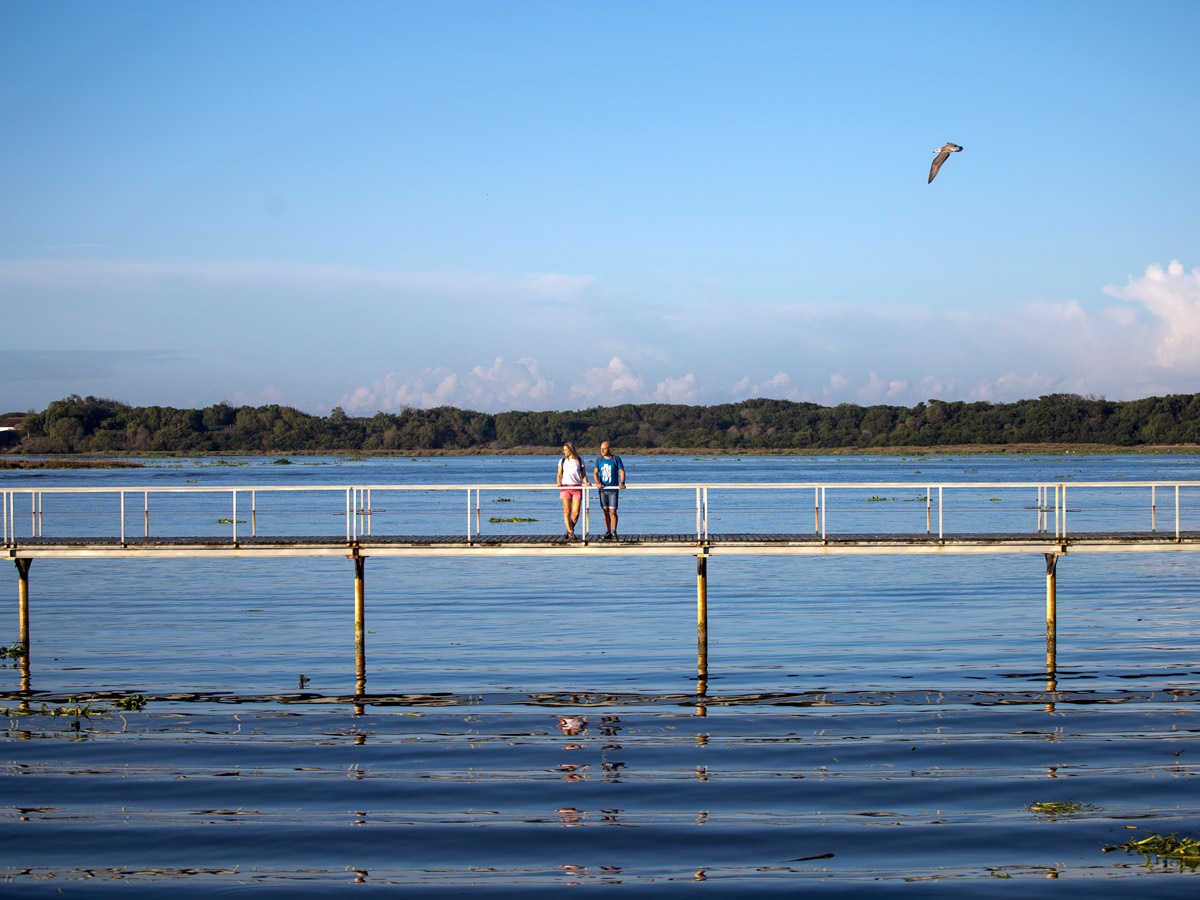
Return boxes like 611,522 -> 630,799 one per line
928,142 -> 963,183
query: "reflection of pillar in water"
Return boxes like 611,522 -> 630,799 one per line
353,555 -> 366,712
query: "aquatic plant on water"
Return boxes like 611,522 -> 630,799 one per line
1027,800 -> 1098,817
1104,831 -> 1200,869
488,517 -> 538,523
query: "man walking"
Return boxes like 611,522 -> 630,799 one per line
593,441 -> 626,540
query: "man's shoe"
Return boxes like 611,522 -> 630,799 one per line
602,532 -> 613,541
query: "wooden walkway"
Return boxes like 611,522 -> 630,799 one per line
8,530 -> 1200,559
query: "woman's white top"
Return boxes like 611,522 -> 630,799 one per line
558,456 -> 585,486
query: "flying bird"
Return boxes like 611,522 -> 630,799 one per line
928,142 -> 963,183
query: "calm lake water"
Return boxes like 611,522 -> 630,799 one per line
3,454 -> 1200,895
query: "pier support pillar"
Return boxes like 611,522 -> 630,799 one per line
1044,553 -> 1058,680
15,558 -> 30,660
352,555 -> 366,707
696,554 -> 708,714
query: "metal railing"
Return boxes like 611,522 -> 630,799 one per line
3,481 -> 1198,545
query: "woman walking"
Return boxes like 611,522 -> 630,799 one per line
557,442 -> 586,540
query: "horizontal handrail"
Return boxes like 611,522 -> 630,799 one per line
1,480 -> 1198,491
3,481 -> 1197,545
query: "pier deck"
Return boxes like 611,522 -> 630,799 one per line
7,530 -> 1200,559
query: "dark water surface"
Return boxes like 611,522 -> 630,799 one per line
3,455 -> 1200,894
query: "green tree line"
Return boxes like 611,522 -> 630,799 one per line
4,392 -> 1200,455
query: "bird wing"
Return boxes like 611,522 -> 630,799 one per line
928,151 -> 950,183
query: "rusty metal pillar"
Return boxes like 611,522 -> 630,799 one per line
15,558 -> 30,660
1045,553 -> 1058,678
353,555 -> 366,712
696,553 -> 708,715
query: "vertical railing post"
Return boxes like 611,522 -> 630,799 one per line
1062,485 -> 1067,539
345,488 -> 352,541
814,486 -> 819,534
1176,485 -> 1180,541
144,491 -> 149,538
1152,485 -> 1157,532
821,487 -> 827,540
120,490 -> 125,544
466,488 -> 472,542
232,490 -> 237,543
703,487 -> 709,540
695,488 -> 701,540
938,487 -> 943,540
251,489 -> 256,537
926,486 -> 931,534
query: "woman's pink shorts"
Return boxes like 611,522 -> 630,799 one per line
560,488 -> 582,500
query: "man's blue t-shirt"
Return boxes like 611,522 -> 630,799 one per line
595,455 -> 624,488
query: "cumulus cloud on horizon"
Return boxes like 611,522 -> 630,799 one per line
11,253 -> 1200,416
1104,260 -> 1200,369
340,357 -> 554,413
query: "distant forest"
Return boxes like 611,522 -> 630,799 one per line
5,392 -> 1200,455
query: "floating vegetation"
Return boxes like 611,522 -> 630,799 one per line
1104,831 -> 1200,868
489,516 -> 538,523
216,518 -> 247,524
208,459 -> 249,467
2,641 -> 26,660
112,695 -> 146,711
492,497 -> 514,503
0,459 -> 143,470
1027,800 -> 1098,817
990,497 -> 1001,502
865,496 -> 897,502
270,457 -> 293,465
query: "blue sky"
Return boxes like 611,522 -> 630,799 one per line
3,0 -> 1199,415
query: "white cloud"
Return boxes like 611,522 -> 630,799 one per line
339,357 -> 556,413
654,373 -> 699,403
569,357 -> 646,401
730,371 -> 800,400
1104,260 -> 1200,369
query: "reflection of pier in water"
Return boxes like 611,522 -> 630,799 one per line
6,480 -> 1200,714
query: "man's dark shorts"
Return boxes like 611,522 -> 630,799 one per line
598,489 -> 620,510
